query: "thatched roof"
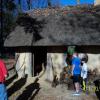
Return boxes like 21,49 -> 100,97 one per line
4,5 -> 100,47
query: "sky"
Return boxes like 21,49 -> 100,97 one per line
14,0 -> 94,11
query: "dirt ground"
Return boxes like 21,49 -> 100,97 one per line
7,76 -> 98,100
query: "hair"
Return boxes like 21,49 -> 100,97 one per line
81,58 -> 87,63
73,52 -> 78,57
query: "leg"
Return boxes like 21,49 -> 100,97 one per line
0,84 -> 8,100
83,78 -> 87,91
80,77 -> 83,89
75,82 -> 80,92
73,75 -> 80,93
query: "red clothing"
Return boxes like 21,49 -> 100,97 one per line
0,59 -> 8,82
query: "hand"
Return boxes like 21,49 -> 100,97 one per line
4,75 -> 7,78
5,73 -> 9,78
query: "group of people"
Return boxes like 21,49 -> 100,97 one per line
71,52 -> 88,95
0,52 -> 88,99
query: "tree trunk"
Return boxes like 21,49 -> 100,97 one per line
18,0 -> 21,12
77,0 -> 80,5
27,0 -> 32,10
47,0 -> 52,8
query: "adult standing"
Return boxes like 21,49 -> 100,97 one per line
0,57 -> 8,100
72,52 -> 81,95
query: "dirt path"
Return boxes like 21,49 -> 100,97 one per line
7,77 -> 98,100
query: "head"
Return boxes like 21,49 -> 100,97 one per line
81,58 -> 87,63
72,52 -> 78,58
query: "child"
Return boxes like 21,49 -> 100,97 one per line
81,58 -> 88,91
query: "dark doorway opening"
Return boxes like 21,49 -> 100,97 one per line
34,47 -> 47,76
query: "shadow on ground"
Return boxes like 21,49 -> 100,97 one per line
6,74 -> 18,86
7,74 -> 27,97
16,77 -> 40,100
94,79 -> 100,100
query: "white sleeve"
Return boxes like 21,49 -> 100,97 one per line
83,64 -> 88,79
84,64 -> 88,72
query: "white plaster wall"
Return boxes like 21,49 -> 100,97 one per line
87,54 -> 100,73
25,53 -> 32,77
51,53 -> 67,79
15,52 -> 100,79
94,0 -> 100,5
46,53 -> 54,81
46,53 -> 100,81
46,53 -> 67,80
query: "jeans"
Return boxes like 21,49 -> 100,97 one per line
0,84 -> 8,100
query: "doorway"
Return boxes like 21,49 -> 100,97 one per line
34,47 -> 47,76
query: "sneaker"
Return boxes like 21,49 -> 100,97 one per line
72,92 -> 80,96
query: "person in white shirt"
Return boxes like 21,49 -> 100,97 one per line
81,58 -> 88,91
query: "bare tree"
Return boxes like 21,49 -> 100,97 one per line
77,0 -> 80,5
47,0 -> 52,7
47,0 -> 60,8
1,0 -> 16,50
18,0 -> 21,12
26,0 -> 32,10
